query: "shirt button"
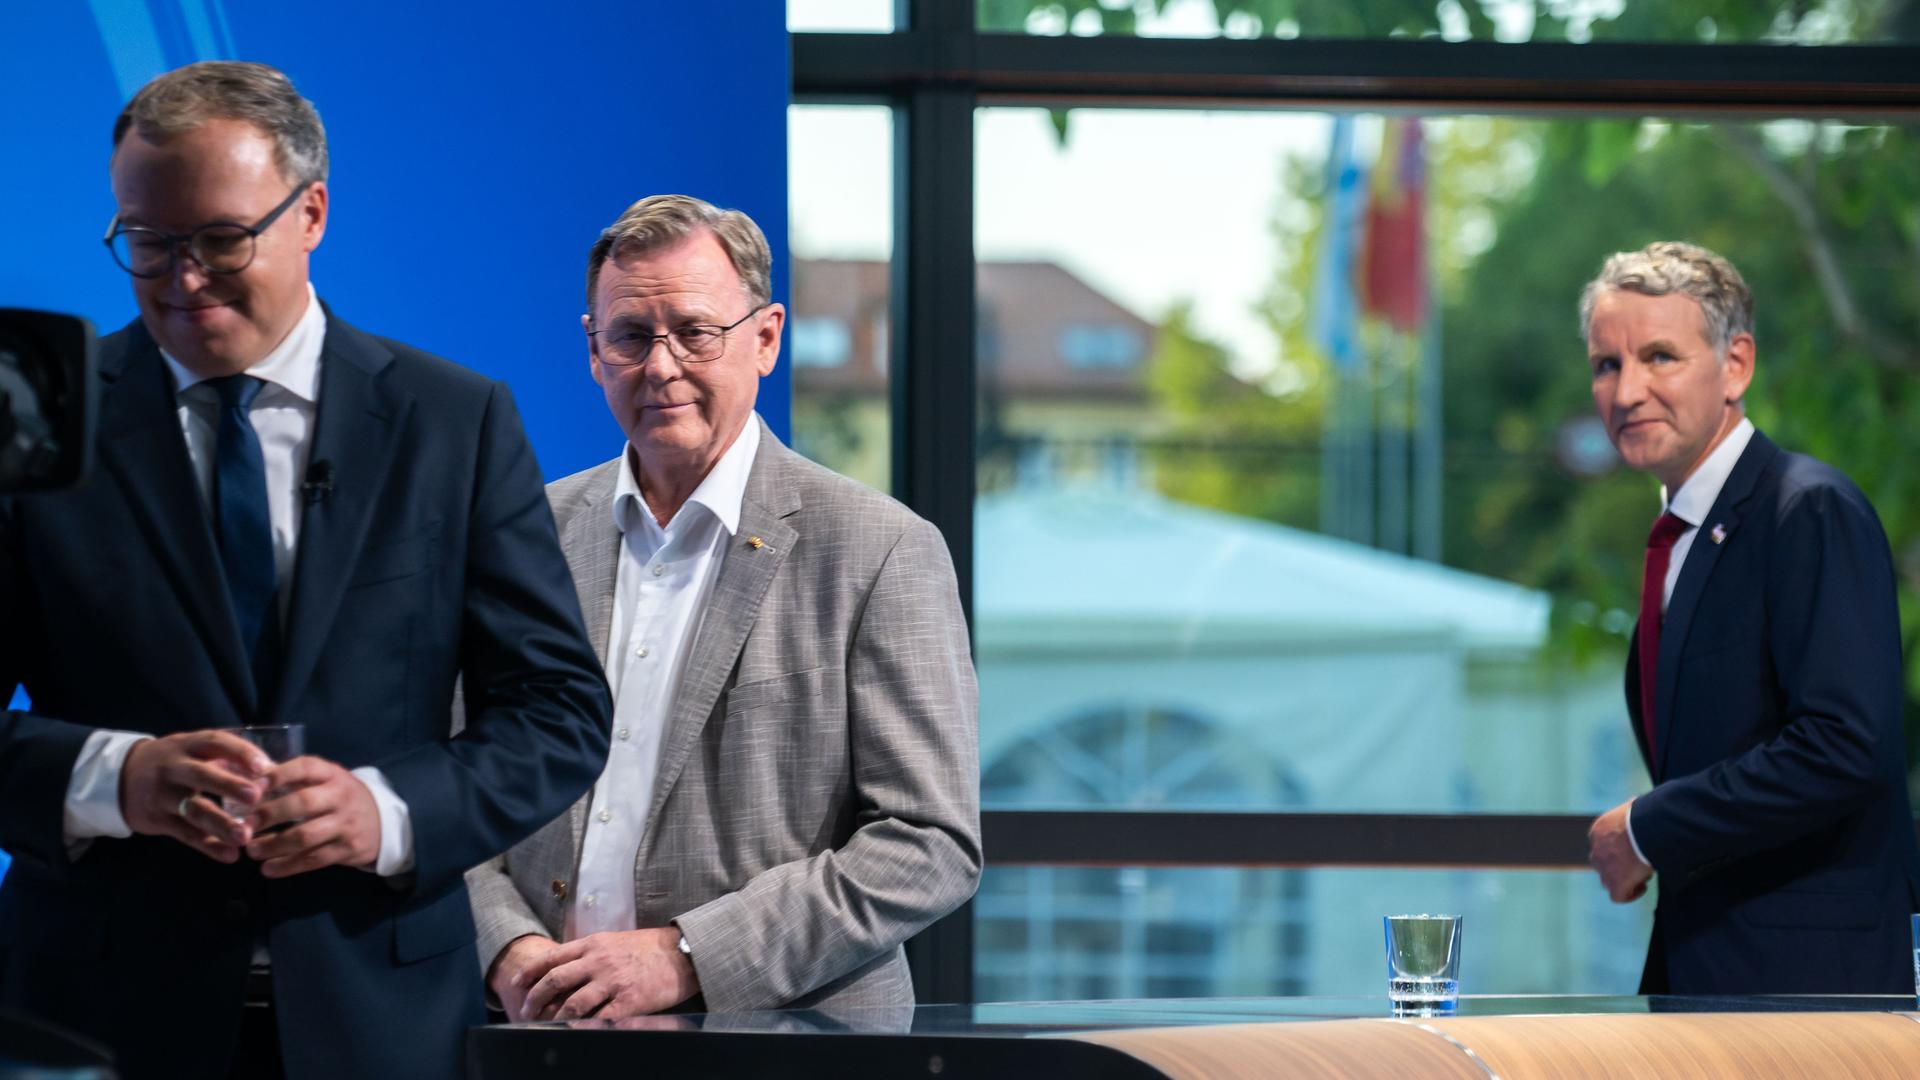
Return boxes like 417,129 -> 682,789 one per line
598,809 -> 612,823
617,727 -> 631,741
636,646 -> 650,659
584,894 -> 598,908
651,564 -> 666,577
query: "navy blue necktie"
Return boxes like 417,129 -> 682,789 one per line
211,374 -> 277,668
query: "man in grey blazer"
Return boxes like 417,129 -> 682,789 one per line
467,194 -> 981,1019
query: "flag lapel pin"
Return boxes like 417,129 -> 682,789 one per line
1709,523 -> 1727,545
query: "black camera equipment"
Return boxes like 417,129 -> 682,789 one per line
0,308 -> 96,493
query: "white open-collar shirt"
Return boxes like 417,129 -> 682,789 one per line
568,416 -> 761,938
1658,417 -> 1755,611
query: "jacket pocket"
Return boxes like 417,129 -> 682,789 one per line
1736,887 -> 1878,930
0,874 -> 107,958
348,524 -> 438,588
392,884 -> 478,964
1680,632 -> 1763,665
725,666 -> 839,716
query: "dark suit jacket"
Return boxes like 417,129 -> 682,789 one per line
0,311 -> 611,1080
1627,429 -> 1920,994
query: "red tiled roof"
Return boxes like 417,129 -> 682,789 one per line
790,259 -> 1155,400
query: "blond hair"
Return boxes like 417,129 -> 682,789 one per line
1579,241 -> 1754,352
585,194 -> 771,316
113,61 -> 327,185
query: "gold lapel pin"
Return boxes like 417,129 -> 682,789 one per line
747,536 -> 766,550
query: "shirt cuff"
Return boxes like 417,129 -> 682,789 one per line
64,729 -> 152,851
1624,798 -> 1652,870
351,765 -> 415,876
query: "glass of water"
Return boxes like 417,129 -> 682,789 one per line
220,723 -> 306,820
1384,914 -> 1462,1017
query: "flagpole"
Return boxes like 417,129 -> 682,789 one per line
1313,114 -> 1368,544
1415,291 -> 1443,562
1378,331 -> 1411,555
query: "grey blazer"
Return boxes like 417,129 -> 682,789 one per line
467,422 -> 981,1012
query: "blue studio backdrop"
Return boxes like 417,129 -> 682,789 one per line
0,0 -> 792,885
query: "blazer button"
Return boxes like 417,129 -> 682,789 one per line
551,879 -> 569,900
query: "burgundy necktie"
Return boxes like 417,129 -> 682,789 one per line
1637,511 -> 1690,758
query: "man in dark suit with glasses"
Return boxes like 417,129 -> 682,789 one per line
0,60 -> 610,1079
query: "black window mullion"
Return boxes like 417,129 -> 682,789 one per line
793,6 -> 1920,1007
892,0 -> 978,1008
797,33 -> 1920,111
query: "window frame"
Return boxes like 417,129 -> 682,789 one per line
790,0 -> 1920,1005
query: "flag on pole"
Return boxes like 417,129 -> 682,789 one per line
1361,118 -> 1427,335
1310,115 -> 1371,372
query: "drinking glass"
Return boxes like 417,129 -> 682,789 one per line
220,723 -> 305,819
1384,914 -> 1462,1016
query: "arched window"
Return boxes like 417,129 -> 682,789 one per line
978,704 -> 1309,1001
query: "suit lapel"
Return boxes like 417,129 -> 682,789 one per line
1625,648 -> 1652,769
640,427 -> 801,836
272,313 -> 411,720
1653,431 -> 1778,778
565,461 -> 624,663
96,327 -> 256,710
560,460 -> 623,854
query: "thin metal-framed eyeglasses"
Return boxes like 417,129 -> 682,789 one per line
586,303 -> 770,365
102,181 -> 312,278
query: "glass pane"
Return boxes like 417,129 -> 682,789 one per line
973,106 -> 1918,814
789,0 -> 896,33
975,865 -> 1653,1001
789,104 -> 893,492
977,0 -> 1920,44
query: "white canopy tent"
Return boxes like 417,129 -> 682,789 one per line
971,486 -> 1646,999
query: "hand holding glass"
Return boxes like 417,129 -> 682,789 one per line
220,724 -> 305,820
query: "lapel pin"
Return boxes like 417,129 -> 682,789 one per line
1709,523 -> 1727,545
746,536 -> 770,552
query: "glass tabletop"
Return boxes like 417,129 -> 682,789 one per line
521,993 -> 1920,1038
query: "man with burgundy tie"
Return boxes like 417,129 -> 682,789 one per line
0,62 -> 610,1078
1580,240 -> 1920,995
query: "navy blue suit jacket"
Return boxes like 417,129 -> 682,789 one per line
0,311 -> 611,1079
1627,429 -> 1920,994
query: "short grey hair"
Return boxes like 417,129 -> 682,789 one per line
585,194 -> 771,317
113,61 -> 328,185
1578,241 -> 1754,353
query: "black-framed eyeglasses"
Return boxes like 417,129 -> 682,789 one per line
102,181 -> 312,279
586,303 -> 770,366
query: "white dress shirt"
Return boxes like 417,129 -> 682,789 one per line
1625,416 -> 1756,867
1658,418 -> 1755,612
568,417 -> 761,938
60,285 -> 414,876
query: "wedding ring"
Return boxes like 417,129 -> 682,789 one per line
176,794 -> 194,818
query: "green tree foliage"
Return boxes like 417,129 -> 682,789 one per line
1144,300 -> 1324,528
979,0 -> 1917,43
989,0 -> 1920,766
1445,116 -> 1920,745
